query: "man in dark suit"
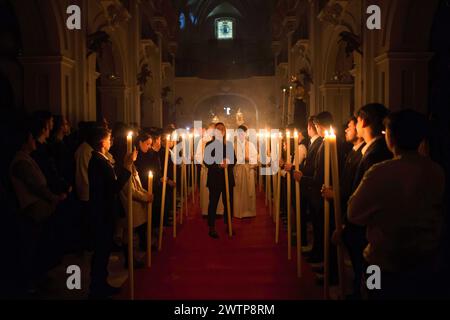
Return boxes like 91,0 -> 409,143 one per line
288,117 -> 323,250
87,127 -> 132,299
292,113 -> 332,265
322,115 -> 365,297
293,112 -> 347,286
204,122 -> 236,239
344,103 -> 391,299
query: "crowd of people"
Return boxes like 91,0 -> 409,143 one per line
0,102 -> 448,300
279,104 -> 448,299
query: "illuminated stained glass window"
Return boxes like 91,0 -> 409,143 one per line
179,13 -> 186,29
216,18 -> 233,40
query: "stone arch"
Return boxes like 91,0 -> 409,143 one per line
382,0 -> 440,52
322,25 -> 355,84
193,92 -> 259,128
11,0 -> 63,55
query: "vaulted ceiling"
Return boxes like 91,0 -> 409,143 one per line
171,0 -> 277,79
172,0 -> 276,26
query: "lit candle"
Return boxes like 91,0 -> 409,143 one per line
275,132 -> 282,244
323,129 -> 331,299
172,133 -> 177,238
265,131 -> 272,214
286,131 -> 291,165
147,171 -> 153,268
181,133 -> 187,220
126,131 -> 134,300
158,135 -> 171,251
257,132 -> 263,193
286,130 -> 292,260
282,88 -> 287,126
294,130 -> 302,277
127,131 -> 133,153
328,127 -> 345,298
189,133 -> 195,203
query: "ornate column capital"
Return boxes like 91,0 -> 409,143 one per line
99,0 -> 131,30
283,16 -> 298,34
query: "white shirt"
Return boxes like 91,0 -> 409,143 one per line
353,140 -> 365,152
309,135 -> 320,146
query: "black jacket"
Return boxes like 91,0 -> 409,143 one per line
301,137 -> 346,213
340,143 -> 365,222
204,138 -> 236,190
352,137 -> 393,192
341,143 -> 365,205
302,137 -> 323,177
88,151 -> 131,223
32,141 -> 70,194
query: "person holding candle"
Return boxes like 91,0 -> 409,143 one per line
147,129 -> 176,231
348,109 -> 445,299
292,112 -> 341,286
117,133 -> 154,268
300,118 -> 322,251
204,122 -> 236,239
233,125 -> 258,219
87,126 -> 133,299
320,115 -> 365,298
284,127 -> 309,247
197,124 -> 225,217
339,104 -> 391,299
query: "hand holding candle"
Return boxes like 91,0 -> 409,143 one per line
158,135 -> 171,251
147,171 -> 153,268
294,130 -> 302,277
126,131 -> 134,300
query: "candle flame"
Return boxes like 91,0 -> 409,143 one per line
127,131 -> 133,138
148,171 -> 153,178
172,133 -> 178,141
325,130 -> 329,138
286,130 -> 291,138
330,126 -> 336,137
189,133 -> 193,138
290,86 -> 293,90
265,132 -> 270,138
294,130 -> 298,138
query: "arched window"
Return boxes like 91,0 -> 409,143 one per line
215,18 -> 234,40
179,12 -> 186,30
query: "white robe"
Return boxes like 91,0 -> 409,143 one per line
233,139 -> 257,218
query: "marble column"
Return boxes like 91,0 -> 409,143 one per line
20,55 -> 75,117
319,83 -> 354,127
375,52 -> 433,113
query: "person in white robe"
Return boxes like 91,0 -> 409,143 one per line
233,125 -> 258,218
196,125 -> 224,216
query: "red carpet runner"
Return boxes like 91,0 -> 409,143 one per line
125,191 -> 322,300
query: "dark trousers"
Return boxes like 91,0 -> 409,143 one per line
300,195 -> 309,245
343,223 -> 367,296
89,215 -> 114,294
311,204 -> 324,259
208,187 -> 233,228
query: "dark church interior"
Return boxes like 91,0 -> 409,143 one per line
0,0 -> 449,305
